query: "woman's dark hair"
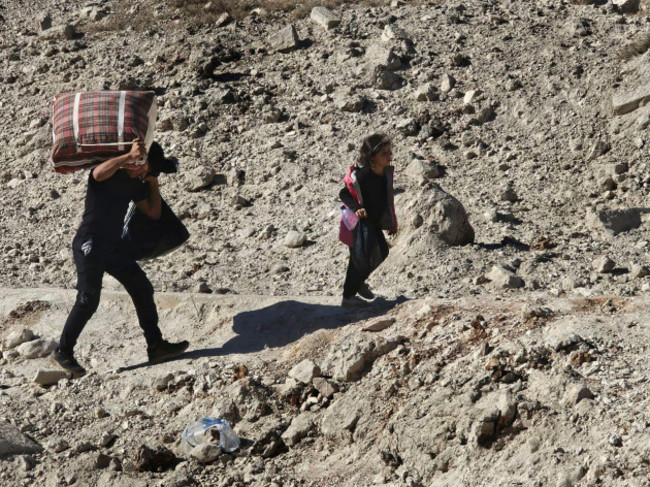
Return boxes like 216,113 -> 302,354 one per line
357,133 -> 391,168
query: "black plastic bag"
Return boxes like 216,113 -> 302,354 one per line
121,198 -> 190,261
350,219 -> 386,276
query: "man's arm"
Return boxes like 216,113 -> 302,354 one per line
92,139 -> 145,182
135,175 -> 162,220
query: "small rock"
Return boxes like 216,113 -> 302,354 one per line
608,433 -> 623,447
63,24 -> 77,40
99,432 -> 116,447
95,453 -> 111,469
440,73 -> 456,93
362,317 -> 396,332
630,264 -> 649,278
215,12 -> 233,27
310,7 -> 340,30
151,373 -> 174,391
288,359 -> 321,384
284,231 -> 307,248
268,25 -> 299,53
16,338 -> 57,359
36,12 -> 52,31
415,83 -> 438,102
33,369 -> 69,386
405,159 -> 439,180
190,443 -> 222,463
566,385 -> 595,406
281,413 -> 314,447
486,266 -> 524,289
312,377 -> 339,398
587,208 -> 641,235
592,256 -> 615,274
186,166 -> 215,191
47,437 -> 70,453
4,329 -> 36,350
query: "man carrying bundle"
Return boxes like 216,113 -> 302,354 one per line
51,139 -> 189,377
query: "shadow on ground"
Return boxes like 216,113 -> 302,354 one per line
119,296 -> 407,372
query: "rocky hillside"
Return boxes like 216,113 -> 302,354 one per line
0,0 -> 649,298
1,0 -> 650,486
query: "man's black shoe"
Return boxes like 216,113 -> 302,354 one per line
50,347 -> 87,377
147,340 -> 189,364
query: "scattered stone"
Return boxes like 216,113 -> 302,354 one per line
288,359 -> 321,384
415,83 -> 438,102
321,395 -> 361,438
310,7 -> 341,30
190,443 -> 221,463
587,208 -> 642,235
133,445 -> 180,472
46,437 -> 69,453
284,231 -> 307,248
592,256 -> 615,274
151,373 -> 174,391
396,118 -> 420,136
405,159 -> 440,181
36,12 -> 52,31
608,433 -> 623,447
335,94 -> 365,112
4,328 -> 35,350
440,73 -> 456,93
464,89 -> 480,105
186,166 -> 215,191
381,25 -> 411,43
613,85 -> 650,115
215,12 -> 233,28
281,413 -> 315,447
16,338 -> 57,359
94,453 -> 112,469
33,369 -> 69,386
0,421 -> 42,456
566,385 -> 595,406
366,44 -> 402,70
312,377 -> 339,399
630,264 -> 650,278
99,432 -> 116,448
586,140 -> 610,160
370,67 -> 403,90
486,266 -> 524,289
362,317 -> 396,332
268,25 -> 299,53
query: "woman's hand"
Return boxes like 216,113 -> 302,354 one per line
355,208 -> 367,219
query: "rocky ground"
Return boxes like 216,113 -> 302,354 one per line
1,0 -> 650,486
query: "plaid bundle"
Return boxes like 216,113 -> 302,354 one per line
52,91 -> 157,173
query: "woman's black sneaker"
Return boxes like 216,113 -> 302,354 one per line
147,340 -> 189,364
50,347 -> 87,377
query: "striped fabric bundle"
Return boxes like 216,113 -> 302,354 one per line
51,91 -> 157,173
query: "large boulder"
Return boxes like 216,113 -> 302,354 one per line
400,184 -> 474,246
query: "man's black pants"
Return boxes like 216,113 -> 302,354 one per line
59,234 -> 163,352
343,222 -> 389,299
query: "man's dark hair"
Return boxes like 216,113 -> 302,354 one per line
147,141 -> 179,177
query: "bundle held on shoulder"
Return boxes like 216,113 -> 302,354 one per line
51,90 -> 189,260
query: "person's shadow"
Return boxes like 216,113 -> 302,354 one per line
119,296 -> 406,372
